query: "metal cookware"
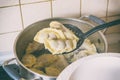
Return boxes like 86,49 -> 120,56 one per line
2,15 -> 108,80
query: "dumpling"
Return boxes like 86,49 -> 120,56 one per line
36,54 -> 58,67
34,21 -> 79,54
34,28 -> 66,43
30,68 -> 45,75
33,62 -> 44,69
49,21 -> 63,29
50,55 -> 69,71
45,66 -> 61,76
50,21 -> 79,40
80,39 -> 97,55
44,39 -> 66,54
21,54 -> 36,67
45,55 -> 69,76
26,41 -> 44,54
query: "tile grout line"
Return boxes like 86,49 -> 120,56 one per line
20,0 -> 50,6
50,0 -> 53,18
0,4 -> 19,8
19,0 -> 25,29
104,0 -> 110,35
0,30 -> 21,35
106,0 -> 109,21
80,0 -> 82,17
0,0 -> 50,9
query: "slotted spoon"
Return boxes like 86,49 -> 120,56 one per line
64,19 -> 120,54
32,19 -> 120,55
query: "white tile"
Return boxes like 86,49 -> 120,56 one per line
0,32 -> 20,52
0,0 -> 19,7
21,0 -> 49,4
0,6 -> 23,33
52,0 -> 80,18
108,0 -> 120,16
21,2 -> 51,27
81,0 -> 107,17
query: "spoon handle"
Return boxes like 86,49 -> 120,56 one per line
84,19 -> 120,38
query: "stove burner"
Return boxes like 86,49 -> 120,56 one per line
0,65 -> 15,80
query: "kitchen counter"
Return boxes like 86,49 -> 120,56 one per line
105,33 -> 120,53
104,16 -> 120,53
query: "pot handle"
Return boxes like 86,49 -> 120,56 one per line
79,15 -> 106,33
79,15 -> 106,25
2,58 -> 25,80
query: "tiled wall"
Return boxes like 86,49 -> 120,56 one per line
0,0 -> 120,52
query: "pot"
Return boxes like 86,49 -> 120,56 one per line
2,15 -> 108,80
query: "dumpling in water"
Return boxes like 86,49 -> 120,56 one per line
45,66 -> 61,76
21,54 -> 36,67
26,41 -> 44,54
30,68 -> 45,75
50,55 -> 69,71
45,55 -> 69,76
34,54 -> 58,68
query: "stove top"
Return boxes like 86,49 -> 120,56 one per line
0,51 -> 15,80
0,66 -> 13,80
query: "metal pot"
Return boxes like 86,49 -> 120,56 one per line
2,15 -> 108,80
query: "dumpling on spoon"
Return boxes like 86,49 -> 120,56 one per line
50,21 -> 79,40
34,21 -> 79,55
44,39 -> 71,54
34,28 -> 66,43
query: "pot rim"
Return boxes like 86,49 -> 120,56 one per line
13,17 -> 108,78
